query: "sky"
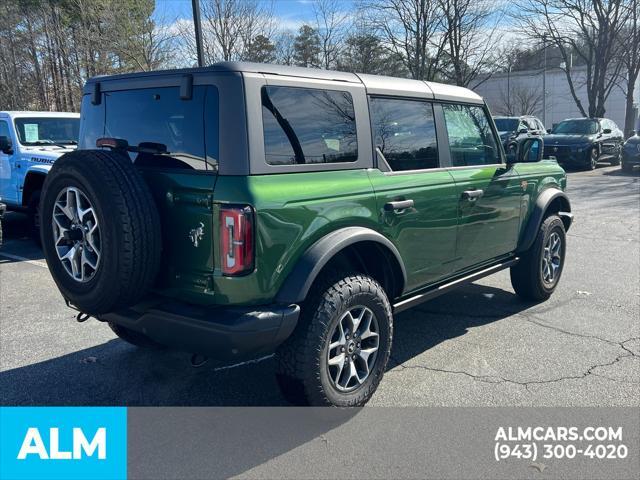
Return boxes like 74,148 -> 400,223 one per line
153,0 -> 355,29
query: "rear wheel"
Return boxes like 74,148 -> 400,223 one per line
511,215 -> 566,301
275,273 -> 393,407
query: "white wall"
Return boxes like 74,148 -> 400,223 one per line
475,65 -> 640,131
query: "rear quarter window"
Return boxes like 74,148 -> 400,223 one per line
261,86 -> 358,165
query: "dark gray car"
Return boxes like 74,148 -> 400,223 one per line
622,134 -> 640,172
494,115 -> 545,153
543,118 -> 624,170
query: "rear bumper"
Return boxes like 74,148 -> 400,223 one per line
100,300 -> 300,360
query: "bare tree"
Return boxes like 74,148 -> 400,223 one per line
198,0 -> 274,63
438,0 -> 504,88
361,0 -> 446,80
497,84 -> 544,115
514,0 -> 627,118
619,0 -> 640,136
313,0 -> 350,69
275,32 -> 296,66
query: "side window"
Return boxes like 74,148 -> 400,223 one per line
442,104 -> 501,167
0,120 -> 9,139
103,86 -> 217,170
369,97 -> 439,171
262,86 -> 358,165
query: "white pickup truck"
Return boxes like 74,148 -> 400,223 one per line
0,111 -> 80,241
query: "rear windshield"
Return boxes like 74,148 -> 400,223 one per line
80,86 -> 218,171
261,86 -> 358,165
14,117 -> 79,146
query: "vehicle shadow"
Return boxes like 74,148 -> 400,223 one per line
603,168 -> 639,177
0,211 -> 43,261
0,283 -> 533,407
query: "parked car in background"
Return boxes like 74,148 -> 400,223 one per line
622,133 -> 640,173
543,117 -> 624,170
40,62 -> 572,407
0,111 -> 80,242
494,115 -> 546,154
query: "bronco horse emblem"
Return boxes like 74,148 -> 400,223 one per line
189,222 -> 205,247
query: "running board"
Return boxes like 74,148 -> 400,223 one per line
392,258 -> 519,314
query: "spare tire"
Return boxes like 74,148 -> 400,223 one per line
40,150 -> 161,315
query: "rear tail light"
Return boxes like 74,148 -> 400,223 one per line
220,205 -> 254,276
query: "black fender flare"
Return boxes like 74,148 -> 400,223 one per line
275,227 -> 407,304
517,188 -> 572,253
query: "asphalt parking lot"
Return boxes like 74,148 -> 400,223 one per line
1,165 -> 638,407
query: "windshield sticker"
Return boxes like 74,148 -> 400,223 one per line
24,124 -> 39,143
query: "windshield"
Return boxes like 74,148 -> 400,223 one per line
14,117 -> 79,146
551,119 -> 599,135
494,118 -> 519,132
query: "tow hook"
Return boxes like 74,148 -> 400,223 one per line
190,353 -> 208,368
76,312 -> 92,323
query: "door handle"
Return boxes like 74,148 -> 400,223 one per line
462,189 -> 484,201
384,199 -> 415,212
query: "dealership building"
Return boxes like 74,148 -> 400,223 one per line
475,65 -> 640,133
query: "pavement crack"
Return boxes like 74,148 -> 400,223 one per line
522,314 -> 620,347
388,351 -> 636,391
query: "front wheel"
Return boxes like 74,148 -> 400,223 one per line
275,273 -> 393,407
586,147 -> 599,170
28,191 -> 42,246
511,215 -> 566,301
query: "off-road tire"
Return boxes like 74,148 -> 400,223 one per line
511,215 -> 566,301
275,273 -> 393,407
40,150 -> 161,315
109,322 -> 164,349
28,190 -> 42,246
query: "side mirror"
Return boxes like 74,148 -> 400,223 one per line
507,137 -> 543,165
546,129 -> 552,134
0,136 -> 13,155
602,128 -> 612,134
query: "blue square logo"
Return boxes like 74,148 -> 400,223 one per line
0,407 -> 127,480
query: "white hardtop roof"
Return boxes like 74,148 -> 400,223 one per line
88,62 -> 484,105
0,111 -> 80,119
355,73 -> 483,104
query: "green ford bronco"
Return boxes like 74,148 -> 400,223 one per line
40,62 -> 573,406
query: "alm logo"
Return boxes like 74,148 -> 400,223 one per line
18,427 -> 106,460
1,407 -> 126,480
